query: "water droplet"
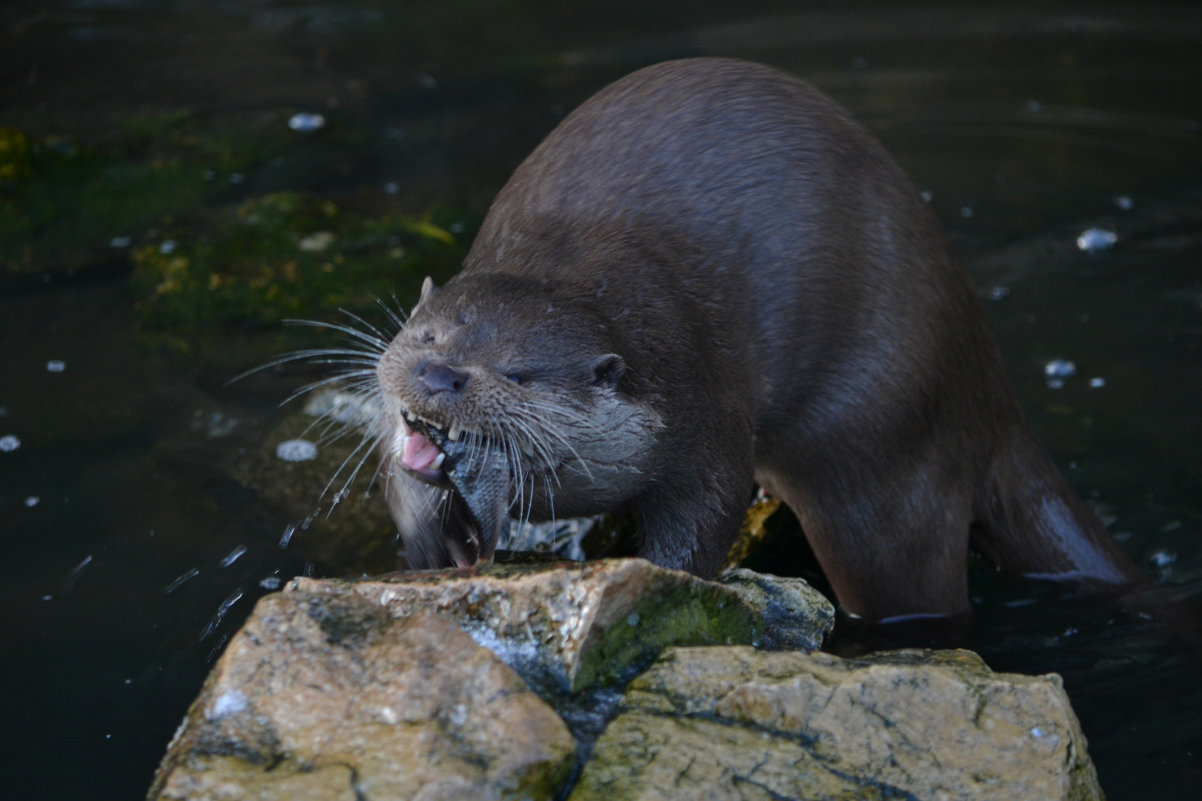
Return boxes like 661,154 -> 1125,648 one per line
989,286 -> 1010,301
1089,377 -> 1106,388
219,544 -> 247,568
200,590 -> 244,641
60,554 -> 93,595
24,496 -> 39,507
158,239 -> 178,255
959,206 -> 974,218
1114,195 -> 1134,211
109,235 -> 132,248
46,359 -> 66,373
1027,100 -> 1043,113
0,435 -> 19,452
164,567 -> 200,594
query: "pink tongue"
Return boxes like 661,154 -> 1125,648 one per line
402,427 -> 444,475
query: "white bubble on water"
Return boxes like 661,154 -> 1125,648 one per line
287,112 -> 326,132
1044,359 -> 1076,389
1076,227 -> 1118,252
1148,549 -> 1177,568
276,439 -> 318,462
0,435 -> 20,452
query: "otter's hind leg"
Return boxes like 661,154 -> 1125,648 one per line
759,462 -> 975,622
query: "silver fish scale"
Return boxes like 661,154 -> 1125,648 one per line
443,437 -> 510,555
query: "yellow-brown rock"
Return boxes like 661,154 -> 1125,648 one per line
147,593 -> 575,801
569,646 -> 1104,801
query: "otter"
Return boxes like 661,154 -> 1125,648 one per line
373,58 -> 1142,623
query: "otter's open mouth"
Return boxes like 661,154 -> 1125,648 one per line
395,410 -> 471,484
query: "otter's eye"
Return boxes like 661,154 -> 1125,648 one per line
506,373 -> 525,385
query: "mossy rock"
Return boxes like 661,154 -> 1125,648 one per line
131,191 -> 465,330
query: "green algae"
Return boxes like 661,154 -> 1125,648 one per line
130,191 -> 465,334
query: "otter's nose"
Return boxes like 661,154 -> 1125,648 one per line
416,362 -> 470,394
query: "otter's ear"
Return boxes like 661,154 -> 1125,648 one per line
419,276 -> 438,304
411,276 -> 439,317
591,353 -> 626,387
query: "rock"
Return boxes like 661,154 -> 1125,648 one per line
293,558 -> 790,694
718,567 -> 833,650
149,563 -> 1103,801
568,646 -> 1104,801
147,594 -> 575,801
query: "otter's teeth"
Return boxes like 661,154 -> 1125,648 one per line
431,452 -> 446,470
447,424 -> 461,442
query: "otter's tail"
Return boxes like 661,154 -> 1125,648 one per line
973,429 -> 1145,589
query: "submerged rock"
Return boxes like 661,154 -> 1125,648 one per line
569,646 -> 1104,801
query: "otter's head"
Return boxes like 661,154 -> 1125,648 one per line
376,273 -> 660,568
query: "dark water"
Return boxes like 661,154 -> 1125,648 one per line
2,2 -> 1199,799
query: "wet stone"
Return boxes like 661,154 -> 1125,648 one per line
569,647 -> 1104,801
148,597 -> 576,801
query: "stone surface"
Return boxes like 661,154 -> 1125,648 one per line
295,558 -> 771,693
568,646 -> 1104,801
147,594 -> 575,801
149,562 -> 1104,801
718,567 -> 833,650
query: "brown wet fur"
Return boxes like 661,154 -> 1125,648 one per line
376,58 -> 1144,623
